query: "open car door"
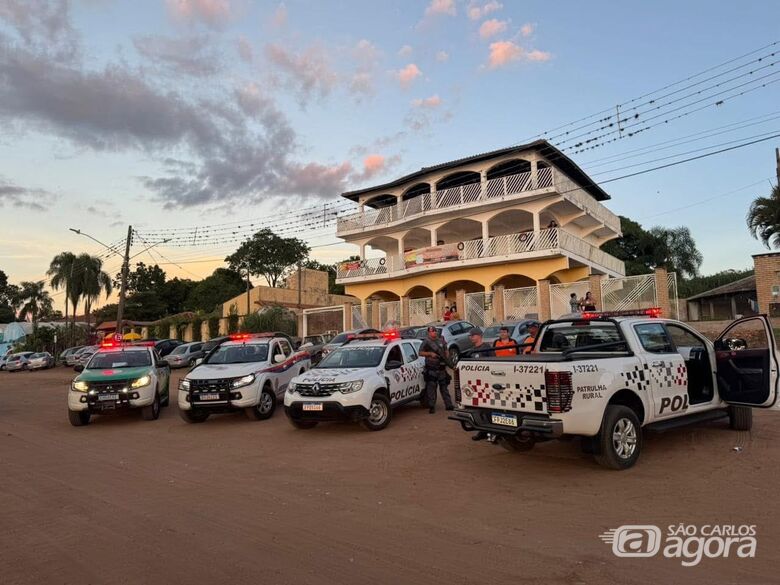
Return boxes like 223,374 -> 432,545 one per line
715,315 -> 779,408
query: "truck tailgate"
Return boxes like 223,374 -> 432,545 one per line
459,361 -> 548,414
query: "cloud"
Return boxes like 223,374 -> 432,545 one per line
264,43 -> 339,105
0,0 -> 77,59
486,41 -> 551,68
526,49 -> 552,61
478,18 -> 507,40
237,36 -> 253,63
395,63 -> 422,89
398,44 -> 413,58
520,22 -> 534,37
166,0 -> 232,29
435,50 -> 449,62
354,39 -> 380,66
133,34 -> 222,77
425,0 -> 456,17
467,1 -> 502,21
411,94 -> 442,108
351,154 -> 401,183
0,177 -> 56,211
272,3 -> 287,27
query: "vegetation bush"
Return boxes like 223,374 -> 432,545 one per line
208,315 -> 220,338
240,306 -> 297,336
227,305 -> 239,334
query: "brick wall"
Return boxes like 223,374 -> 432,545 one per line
753,252 -> 780,315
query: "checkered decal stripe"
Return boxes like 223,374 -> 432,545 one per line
621,361 -> 687,391
466,378 -> 547,413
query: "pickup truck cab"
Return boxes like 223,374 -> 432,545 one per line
450,309 -> 779,469
178,333 -> 310,423
284,333 -> 425,431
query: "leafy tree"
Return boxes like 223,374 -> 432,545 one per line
76,253 -> 113,328
47,252 -> 77,329
648,226 -> 703,279
159,277 -> 196,315
747,184 -> 780,248
16,281 -> 53,332
186,268 -> 248,312
0,269 -> 20,323
116,262 -> 167,294
226,228 -> 310,288
240,306 -> 297,336
677,268 -> 754,299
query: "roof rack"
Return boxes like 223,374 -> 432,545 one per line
580,307 -> 662,320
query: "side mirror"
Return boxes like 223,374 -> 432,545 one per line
194,358 -> 203,366
74,364 -> 84,372
274,354 -> 285,364
386,360 -> 403,370
725,337 -> 748,351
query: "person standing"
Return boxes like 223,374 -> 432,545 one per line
450,303 -> 461,320
523,322 -> 540,354
580,291 -> 597,312
418,326 -> 453,413
467,327 -> 494,358
569,292 -> 579,313
493,326 -> 519,356
442,306 -> 453,321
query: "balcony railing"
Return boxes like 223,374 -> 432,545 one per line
337,166 -> 558,233
336,228 -> 624,281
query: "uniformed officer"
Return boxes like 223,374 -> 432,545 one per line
419,326 -> 453,413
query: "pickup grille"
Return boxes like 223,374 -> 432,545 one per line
296,383 -> 339,397
189,378 -> 233,393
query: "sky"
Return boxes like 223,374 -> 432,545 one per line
1,0 -> 779,312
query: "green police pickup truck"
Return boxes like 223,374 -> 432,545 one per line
67,342 -> 171,426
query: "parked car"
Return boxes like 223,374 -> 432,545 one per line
154,339 -> 184,357
164,342 -> 205,368
399,326 -> 425,339
320,328 -> 381,357
66,346 -> 93,367
201,336 -> 230,356
0,351 -> 12,371
76,346 -> 99,368
5,352 -> 34,372
415,320 -> 477,362
483,320 -> 541,347
59,346 -> 84,367
28,352 -> 55,370
299,334 -> 333,364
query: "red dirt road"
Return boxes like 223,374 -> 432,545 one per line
1,367 -> 779,585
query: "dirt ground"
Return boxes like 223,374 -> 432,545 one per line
1,367 -> 779,585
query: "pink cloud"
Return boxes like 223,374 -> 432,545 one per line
395,63 -> 422,89
435,50 -> 449,62
363,154 -> 385,175
526,49 -> 552,61
166,0 -> 232,28
237,36 -> 253,62
467,1 -> 503,21
479,18 -> 507,40
287,161 -> 352,195
272,3 -> 288,27
425,0 -> 457,16
520,22 -> 534,37
398,44 -> 413,58
354,39 -> 380,64
487,40 -> 523,68
411,94 -> 442,108
265,43 -> 338,104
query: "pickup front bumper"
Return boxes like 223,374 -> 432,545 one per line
449,407 -> 564,438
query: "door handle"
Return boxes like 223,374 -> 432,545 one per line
651,361 -> 665,368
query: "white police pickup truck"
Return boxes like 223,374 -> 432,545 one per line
178,333 -> 310,423
450,309 -> 780,469
284,333 -> 424,431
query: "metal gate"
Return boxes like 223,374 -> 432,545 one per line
409,297 -> 433,326
302,305 -> 345,336
503,286 -> 538,320
464,291 -> 494,327
667,272 -> 680,319
601,274 -> 657,313
550,281 -> 589,319
379,301 -> 400,328
352,305 -> 368,329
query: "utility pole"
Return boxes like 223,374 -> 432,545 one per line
115,225 -> 133,340
246,269 -> 251,316
775,147 -> 779,185
297,263 -> 302,310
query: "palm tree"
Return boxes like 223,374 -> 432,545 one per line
47,252 -> 77,334
747,184 -> 780,248
17,281 -> 53,332
76,254 -> 113,329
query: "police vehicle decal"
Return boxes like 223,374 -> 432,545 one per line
463,377 -> 548,413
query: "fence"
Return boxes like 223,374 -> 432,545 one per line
668,272 -> 680,320
464,291 -> 495,328
302,305 -> 344,337
503,286 -> 539,320
352,305 -> 368,329
550,281 -> 590,319
379,301 -> 401,327
409,297 -> 434,326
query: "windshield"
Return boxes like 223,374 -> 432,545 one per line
538,322 -> 626,352
171,345 -> 189,355
484,326 -> 504,337
206,343 -> 268,364
317,346 -> 385,368
329,333 -> 350,344
31,353 -> 45,358
88,350 -> 152,368
304,336 -> 321,344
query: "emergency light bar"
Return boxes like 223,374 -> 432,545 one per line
580,307 -> 662,320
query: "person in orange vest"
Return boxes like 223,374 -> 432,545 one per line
522,323 -> 540,354
493,326 -> 519,356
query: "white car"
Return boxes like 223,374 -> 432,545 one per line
284,334 -> 425,431
178,334 -> 311,423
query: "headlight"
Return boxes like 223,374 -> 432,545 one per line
232,374 -> 255,389
287,381 -> 297,394
131,375 -> 152,389
180,379 -> 191,391
72,380 -> 89,392
338,380 -> 363,394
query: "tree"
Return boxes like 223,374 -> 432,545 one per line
77,254 -> 113,328
226,228 -> 310,288
16,281 -> 53,332
116,262 -> 167,294
648,226 -> 703,279
747,184 -> 780,248
186,268 -> 248,312
47,252 -> 77,330
0,269 -> 20,323
159,277 -> 196,315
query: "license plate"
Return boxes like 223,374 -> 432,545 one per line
199,393 -> 221,401
303,402 -> 323,411
99,393 -> 119,401
491,412 -> 518,427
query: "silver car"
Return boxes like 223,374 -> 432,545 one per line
66,346 -> 91,367
28,352 -> 55,370
76,346 -> 99,368
416,320 -> 477,361
5,352 -> 34,372
483,320 -> 541,346
164,341 -> 205,368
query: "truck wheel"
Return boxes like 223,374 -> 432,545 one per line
449,346 -> 460,365
499,435 -> 535,452
289,419 -> 318,430
594,405 -> 642,470
142,392 -> 161,421
179,409 -> 209,423
245,387 -> 276,420
728,406 -> 752,431
68,410 -> 90,427
362,392 -> 392,431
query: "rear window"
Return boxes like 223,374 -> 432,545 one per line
330,333 -> 350,344
539,322 -> 626,352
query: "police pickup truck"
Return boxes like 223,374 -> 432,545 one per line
284,333 -> 424,431
178,333 -> 310,423
450,309 -> 779,469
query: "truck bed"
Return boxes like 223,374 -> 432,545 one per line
460,351 -> 631,363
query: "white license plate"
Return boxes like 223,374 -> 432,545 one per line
303,403 -> 323,411
99,394 -> 119,401
199,393 -> 221,401
491,412 -> 518,427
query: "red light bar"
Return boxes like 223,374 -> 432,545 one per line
351,333 -> 383,340
100,340 -> 119,348
230,333 -> 253,341
382,330 -> 400,340
581,307 -> 662,320
130,341 -> 156,347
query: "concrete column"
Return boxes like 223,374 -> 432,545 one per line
531,160 -> 538,189
398,238 -> 405,257
299,312 -> 306,337
200,321 -> 210,342
434,290 -> 447,321
538,279 -> 551,321
140,326 -> 149,339
371,301 -> 381,329
400,296 -> 410,327
183,323 -> 194,342
359,243 -> 366,259
361,299 -> 369,325
343,302 -> 354,331
430,227 -> 437,246
588,273 -> 605,311
479,169 -> 488,199
481,220 -> 489,241
533,211 -> 541,233
219,318 -> 229,336
455,289 -> 466,320
493,285 -> 506,322
654,267 -> 671,317
169,324 -> 177,340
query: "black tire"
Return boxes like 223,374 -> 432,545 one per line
448,346 -> 460,365
188,358 -> 195,367
68,409 -> 90,427
594,405 -> 642,470
179,408 -> 209,423
288,418 -> 318,430
728,405 -> 752,431
142,392 -> 161,421
499,435 -> 536,452
245,386 -> 276,420
362,392 -> 392,431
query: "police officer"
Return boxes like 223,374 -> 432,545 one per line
419,326 -> 453,413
